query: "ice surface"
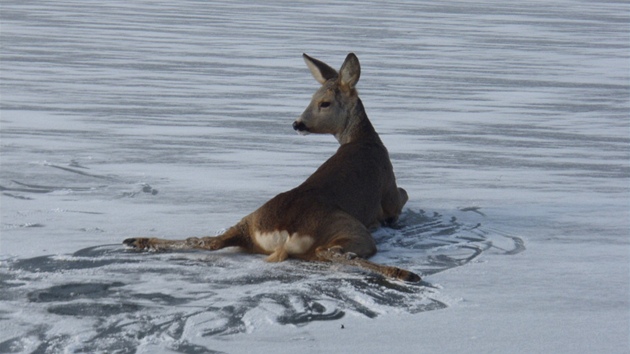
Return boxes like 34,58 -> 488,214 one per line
1,0 -> 628,353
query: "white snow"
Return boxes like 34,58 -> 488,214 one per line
1,0 -> 628,353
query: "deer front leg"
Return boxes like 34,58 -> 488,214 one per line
123,224 -> 247,252
123,236 -> 225,251
380,186 -> 409,225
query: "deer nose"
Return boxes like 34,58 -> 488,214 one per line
293,121 -> 307,132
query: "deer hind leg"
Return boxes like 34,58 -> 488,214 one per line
316,246 -> 421,283
315,215 -> 421,282
123,224 -> 248,252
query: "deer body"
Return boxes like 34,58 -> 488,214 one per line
124,53 -> 419,282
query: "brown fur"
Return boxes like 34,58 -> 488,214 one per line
124,53 -> 419,282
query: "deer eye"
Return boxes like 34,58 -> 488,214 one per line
319,101 -> 331,108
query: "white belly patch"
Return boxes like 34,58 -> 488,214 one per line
254,230 -> 314,255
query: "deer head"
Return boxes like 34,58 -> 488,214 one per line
293,53 -> 362,143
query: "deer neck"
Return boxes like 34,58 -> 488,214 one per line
335,98 -> 382,146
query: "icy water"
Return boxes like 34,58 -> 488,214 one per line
1,0 -> 628,353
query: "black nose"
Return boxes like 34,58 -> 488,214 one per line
293,121 -> 307,131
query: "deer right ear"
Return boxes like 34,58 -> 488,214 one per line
303,53 -> 338,84
339,53 -> 360,90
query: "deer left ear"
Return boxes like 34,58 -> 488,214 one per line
339,53 -> 361,90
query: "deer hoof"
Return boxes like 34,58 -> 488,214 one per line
399,269 -> 422,283
123,237 -> 152,250
345,252 -> 358,260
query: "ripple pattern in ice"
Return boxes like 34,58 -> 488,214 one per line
0,208 -> 522,353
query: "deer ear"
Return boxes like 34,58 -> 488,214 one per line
339,53 -> 360,89
303,53 -> 338,84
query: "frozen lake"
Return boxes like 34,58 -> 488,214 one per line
1,0 -> 628,353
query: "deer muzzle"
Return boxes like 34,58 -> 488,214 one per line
292,120 -> 309,134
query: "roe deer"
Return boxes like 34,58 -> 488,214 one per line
124,53 -> 419,282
